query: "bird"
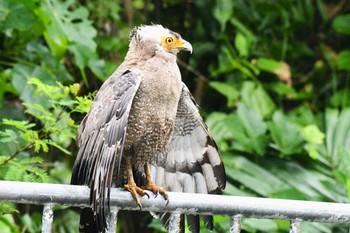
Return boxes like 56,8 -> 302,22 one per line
71,24 -> 226,233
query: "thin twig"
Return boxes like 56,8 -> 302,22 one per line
177,59 -> 209,82
177,59 -> 210,104
0,141 -> 35,166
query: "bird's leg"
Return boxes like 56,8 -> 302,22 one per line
124,159 -> 149,208
141,163 -> 169,201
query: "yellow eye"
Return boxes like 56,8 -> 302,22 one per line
165,37 -> 174,45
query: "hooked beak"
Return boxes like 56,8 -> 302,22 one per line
179,39 -> 193,54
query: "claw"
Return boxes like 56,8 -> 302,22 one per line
124,182 -> 147,208
142,182 -> 168,201
125,160 -> 169,208
142,163 -> 169,202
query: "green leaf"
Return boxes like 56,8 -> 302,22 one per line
224,156 -> 292,197
346,179 -> 350,200
33,139 -> 48,153
228,105 -> 269,154
205,112 -> 234,143
226,106 -> 269,155
261,159 -> 347,202
0,203 -> 18,215
2,119 -> 35,131
241,81 -> 276,118
305,144 -> 318,159
11,64 -> 52,108
325,108 -> 350,157
209,81 -> 239,106
37,0 -> 97,64
0,129 -> 17,143
216,46 -> 255,78
70,44 -> 96,71
332,14 -> 350,35
5,157 -> 49,183
330,88 -> 350,108
237,104 -> 267,136
230,17 -> 257,46
338,50 -> 350,71
21,213 -> 41,233
213,0 -> 233,31
42,26 -> 68,60
0,1 -> 34,31
47,141 -> 71,155
0,215 -> 19,233
301,124 -> 325,144
88,59 -> 106,81
235,32 -> 249,57
20,156 -> 43,164
256,58 -> 283,72
74,95 -> 93,114
242,219 -> 279,233
206,108 -> 269,155
268,111 -> 304,155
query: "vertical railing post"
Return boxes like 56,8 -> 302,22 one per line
168,212 -> 181,233
290,219 -> 301,233
106,207 -> 118,233
42,203 -> 54,233
230,214 -> 242,233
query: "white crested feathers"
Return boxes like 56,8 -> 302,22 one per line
133,24 -> 169,41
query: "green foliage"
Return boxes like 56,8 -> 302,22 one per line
332,14 -> 350,35
1,0 -> 350,232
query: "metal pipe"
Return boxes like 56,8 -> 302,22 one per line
229,214 -> 242,233
1,181 -> 350,224
290,219 -> 301,233
106,207 -> 118,233
168,212 -> 181,233
41,203 -> 54,233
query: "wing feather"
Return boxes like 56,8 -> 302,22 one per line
71,71 -> 141,231
152,83 -> 226,233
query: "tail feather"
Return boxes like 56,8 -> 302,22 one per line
79,208 -> 98,233
187,215 -> 200,233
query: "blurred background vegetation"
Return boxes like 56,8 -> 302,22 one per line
1,0 -> 350,232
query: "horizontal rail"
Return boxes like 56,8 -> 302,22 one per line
1,181 -> 350,224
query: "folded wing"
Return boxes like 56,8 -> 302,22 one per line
71,70 -> 141,231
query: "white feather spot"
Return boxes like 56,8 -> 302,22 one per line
193,172 -> 207,193
202,163 -> 218,191
207,145 -> 221,166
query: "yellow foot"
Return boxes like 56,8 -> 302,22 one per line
124,182 -> 149,208
142,182 -> 169,200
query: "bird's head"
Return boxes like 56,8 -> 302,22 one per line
128,24 -> 193,56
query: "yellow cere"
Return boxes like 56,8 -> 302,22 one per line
161,34 -> 185,52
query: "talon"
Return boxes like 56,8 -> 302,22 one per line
142,162 -> 169,201
158,186 -> 168,200
124,182 -> 147,208
125,159 -> 149,208
142,182 -> 168,200
145,192 -> 150,199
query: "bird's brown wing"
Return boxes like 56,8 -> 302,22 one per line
71,70 -> 141,231
151,83 -> 226,233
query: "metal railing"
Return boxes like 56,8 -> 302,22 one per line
1,180 -> 350,233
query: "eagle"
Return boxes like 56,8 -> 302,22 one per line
71,24 -> 226,233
